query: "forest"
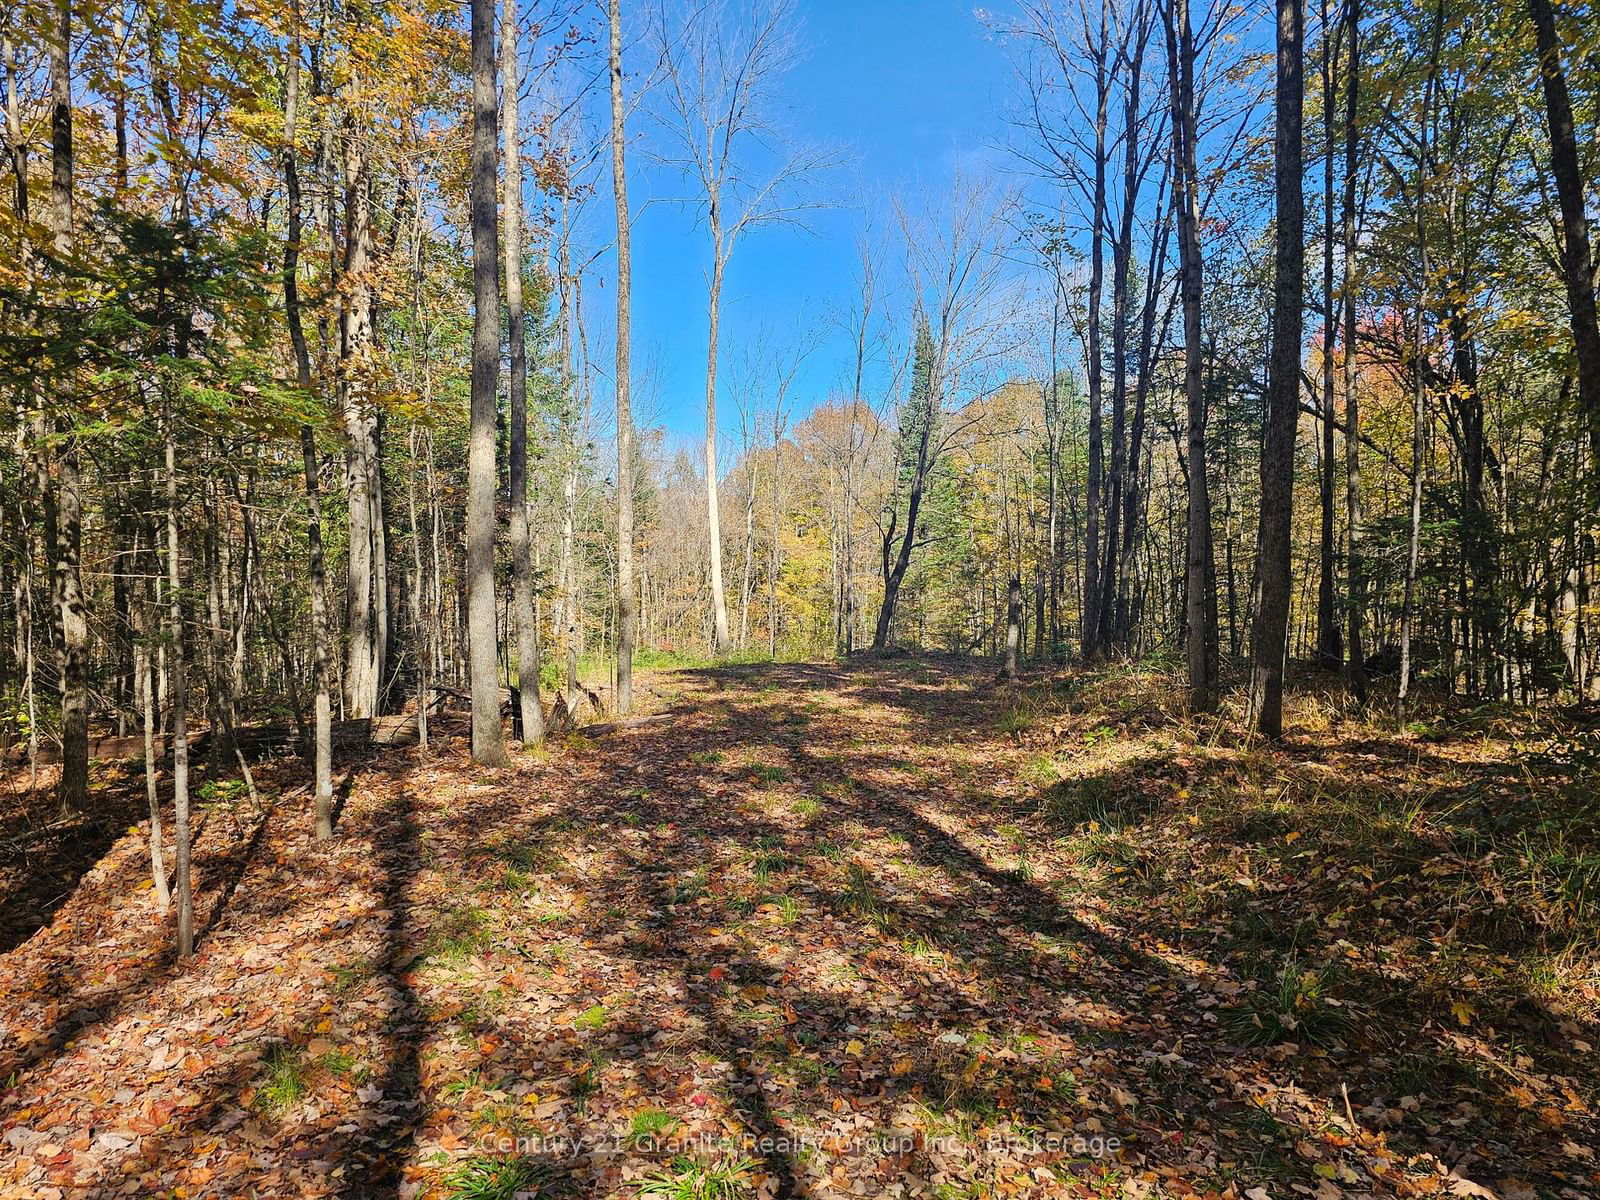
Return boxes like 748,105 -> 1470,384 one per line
0,0 -> 1597,1195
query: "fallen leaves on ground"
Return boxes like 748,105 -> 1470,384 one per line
0,658 -> 1595,1199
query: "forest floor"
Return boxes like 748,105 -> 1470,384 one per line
1,656 -> 1597,1200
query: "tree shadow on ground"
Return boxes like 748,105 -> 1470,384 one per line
457,671 -> 1228,1196
4,658 -> 1594,1198
0,790 -> 274,1084
0,759 -> 155,954
329,775 -> 426,1197
533,658 -> 1596,1195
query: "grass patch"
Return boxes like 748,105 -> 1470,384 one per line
841,861 -> 895,930
1069,828 -> 1143,871
197,778 -> 250,804
627,1107 -> 681,1146
1042,775 -> 1130,830
751,848 -> 788,885
671,866 -> 709,905
571,1049 -> 607,1112
1020,754 -> 1061,787
442,1155 -> 569,1200
632,1156 -> 760,1199
329,958 -> 373,994
902,933 -> 946,963
1506,824 -> 1600,936
254,1045 -> 310,1115
424,905 -> 494,964
996,689 -> 1051,738
321,1047 -> 362,1077
1225,957 -> 1353,1048
510,841 -> 566,873
440,1069 -> 483,1102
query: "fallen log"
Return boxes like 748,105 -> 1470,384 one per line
572,712 -> 676,738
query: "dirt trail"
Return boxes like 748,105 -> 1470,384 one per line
0,658 -> 1593,1198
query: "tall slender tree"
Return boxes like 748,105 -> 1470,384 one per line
165,402 -> 193,955
1397,4 -> 1442,724
1341,0 -> 1367,705
1082,8 -> 1110,660
1169,0 -> 1215,712
874,316 -> 936,648
48,0 -> 87,816
1094,0 -> 1156,655
340,68 -> 386,720
1315,0 -> 1342,670
1249,0 -> 1305,739
467,0 -> 510,765
656,0 -> 817,655
1002,576 -> 1022,679
610,0 -> 637,715
503,0 -> 544,746
281,0 -> 334,836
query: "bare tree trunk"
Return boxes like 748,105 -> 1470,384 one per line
48,0 -> 88,818
740,454 -> 757,649
236,485 -> 255,701
502,0 -> 543,746
1170,0 -> 1215,712
839,443 -> 852,655
1397,340 -> 1425,720
135,525 -> 170,910
205,493 -> 258,808
1398,9 -> 1441,724
873,404 -> 933,649
1116,195 -> 1168,646
706,244 -> 731,653
1097,13 -> 1148,653
5,30 -> 38,792
769,406 -> 785,659
1033,553 -> 1045,658
406,426 -> 430,750
1397,229 -> 1427,721
556,215 -> 582,710
14,42 -> 61,787
467,0 -> 509,765
562,458 -> 580,708
303,419 -> 335,833
341,118 -> 384,719
1527,0 -> 1600,463
165,404 -> 193,956
609,0 -> 636,715
203,494 -> 231,754
282,11 -> 334,835
24,538 -> 38,794
1002,576 -> 1021,680
843,244 -> 875,656
428,430 -> 447,687
1315,0 -> 1342,671
1248,0 -> 1304,740
1046,275 -> 1063,654
1045,420 -> 1058,655
1083,25 -> 1109,660
1342,0 -> 1367,705
112,509 -> 134,738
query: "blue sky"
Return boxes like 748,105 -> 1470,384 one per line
614,0 -> 1016,444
